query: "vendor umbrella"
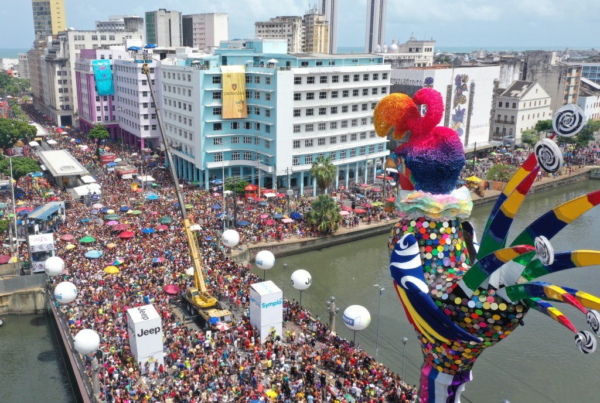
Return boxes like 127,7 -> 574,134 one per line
266,219 -> 275,225
354,209 -> 367,214
260,214 -> 269,219
156,224 -> 169,231
129,210 -> 142,215
120,206 -> 130,212
185,204 -> 193,210
92,203 -> 104,209
152,257 -> 164,264
385,196 -> 396,203
112,224 -> 129,231
341,205 -> 352,211
0,255 -> 12,264
80,218 -> 91,223
159,217 -> 172,224
465,176 -> 482,183
100,207 -> 110,214
142,228 -> 155,234
209,317 -> 219,325
146,194 -> 159,201
290,212 -> 302,220
211,204 -> 222,210
85,250 -> 103,259
119,231 -> 135,239
105,214 -> 120,220
106,209 -> 115,214
282,218 -> 294,224
258,201 -> 269,206
66,244 -> 76,250
112,259 -> 124,266
79,236 -> 96,244
106,220 -> 119,226
273,213 -> 283,219
215,322 -> 231,332
237,220 -> 250,227
104,266 -> 119,274
163,284 -> 181,295
372,187 -> 382,192
60,234 -> 74,241
106,243 -> 117,249
340,211 -> 350,216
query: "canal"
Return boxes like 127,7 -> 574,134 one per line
262,180 -> 600,403
0,314 -> 77,403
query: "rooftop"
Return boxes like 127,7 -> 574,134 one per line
499,80 -> 536,98
38,150 -> 89,178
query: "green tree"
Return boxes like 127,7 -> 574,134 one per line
534,119 -> 553,132
309,155 -> 336,194
0,157 -> 40,180
486,164 -> 518,182
305,195 -> 342,234
88,124 -> 110,140
0,219 -> 9,235
521,130 -> 539,149
0,117 -> 37,148
0,73 -> 30,97
225,177 -> 249,195
558,120 -> 600,149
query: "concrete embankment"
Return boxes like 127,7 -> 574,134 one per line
0,272 -> 46,315
233,168 -> 598,265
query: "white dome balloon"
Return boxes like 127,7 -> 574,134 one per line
54,281 -> 77,304
222,229 -> 240,248
255,250 -> 275,270
291,269 -> 312,291
74,329 -> 100,355
343,305 -> 371,331
45,256 -> 65,277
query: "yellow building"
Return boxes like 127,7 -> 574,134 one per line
32,0 -> 66,38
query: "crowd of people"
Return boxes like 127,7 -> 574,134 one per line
4,105 -> 419,402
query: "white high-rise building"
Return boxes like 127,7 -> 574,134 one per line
145,9 -> 182,47
182,13 -> 228,52
319,0 -> 338,54
365,0 -> 387,54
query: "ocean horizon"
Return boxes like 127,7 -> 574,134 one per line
0,48 -> 29,58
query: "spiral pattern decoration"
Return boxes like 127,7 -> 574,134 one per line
575,331 -> 597,354
534,236 -> 554,266
587,310 -> 600,335
553,104 -> 586,137
535,139 -> 563,173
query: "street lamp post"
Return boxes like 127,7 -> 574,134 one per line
401,337 -> 408,381
373,284 -> 384,360
326,296 -> 340,333
9,157 -> 18,263
282,263 -> 288,296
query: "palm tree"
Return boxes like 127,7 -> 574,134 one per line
310,155 -> 336,194
306,194 -> 342,234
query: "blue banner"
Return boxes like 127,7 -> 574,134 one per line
92,60 -> 114,96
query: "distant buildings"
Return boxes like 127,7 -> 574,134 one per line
365,0 -> 387,54
319,0 -> 338,54
32,0 -> 66,39
96,15 -> 143,33
145,9 -> 182,47
18,54 -> 30,79
255,8 -> 329,54
376,35 -> 436,67
492,81 -> 552,143
182,13 -> 229,52
578,78 -> 600,122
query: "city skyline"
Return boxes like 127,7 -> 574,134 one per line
0,0 -> 599,50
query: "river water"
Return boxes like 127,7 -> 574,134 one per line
262,180 -> 600,403
0,314 -> 77,403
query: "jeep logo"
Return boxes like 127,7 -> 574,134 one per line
138,307 -> 149,321
137,327 -> 160,337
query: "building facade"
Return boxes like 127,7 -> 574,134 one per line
159,39 -> 390,194
319,0 -> 338,54
302,11 -> 329,54
578,77 -> 600,122
31,0 -> 66,39
95,15 -> 143,33
492,81 -> 552,143
255,16 -> 304,53
378,35 -> 436,67
365,0 -> 387,53
182,13 -> 228,52
145,9 -> 182,47
18,53 -> 30,79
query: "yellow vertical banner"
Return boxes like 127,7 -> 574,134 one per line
221,66 -> 248,119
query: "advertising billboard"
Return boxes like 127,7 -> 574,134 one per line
28,233 -> 55,273
221,65 -> 248,119
127,304 -> 164,373
92,60 -> 115,96
249,281 -> 283,344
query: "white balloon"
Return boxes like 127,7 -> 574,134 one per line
291,269 -> 312,291
343,305 -> 371,331
255,250 -> 275,270
45,256 -> 65,277
54,281 -> 77,304
74,329 -> 100,355
222,229 -> 240,248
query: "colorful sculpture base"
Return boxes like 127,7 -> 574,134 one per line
420,363 -> 472,403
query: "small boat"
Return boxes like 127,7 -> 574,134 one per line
0,319 -> 4,327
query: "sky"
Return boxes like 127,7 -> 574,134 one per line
1,0 -> 599,50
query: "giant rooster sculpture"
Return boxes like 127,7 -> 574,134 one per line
374,88 -> 600,402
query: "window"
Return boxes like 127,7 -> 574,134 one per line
244,136 -> 252,144
213,123 -> 222,131
353,89 -> 359,97
343,90 -> 349,98
318,138 -> 326,145
305,155 -> 313,164
360,132 -> 367,140
255,123 -> 261,131
331,91 -> 338,98
362,89 -> 368,96
332,75 -> 339,83
255,107 -> 261,115
342,106 -> 348,113
341,135 -> 347,143
232,136 -> 240,144
319,108 -> 327,116
243,152 -> 253,161
362,104 -> 368,111
294,109 -> 301,117
213,138 -> 223,146
266,110 -> 271,117
212,76 -> 221,84
343,75 -> 350,82
307,77 -> 315,84
373,73 -> 379,80
305,139 -> 314,147
318,123 -> 326,131
372,88 -> 378,95
360,147 -> 366,156
361,118 -> 367,125
499,102 -> 503,107
232,152 -> 240,160
305,124 -> 314,132
294,77 -> 302,85
351,133 -> 357,141
363,74 -> 369,81
383,73 -> 388,79
354,74 -> 360,82
266,77 -> 271,85
352,105 -> 358,112
330,107 -> 338,114
213,107 -> 222,115
320,76 -> 328,83
306,93 -> 315,100
341,121 -> 348,128
254,76 -> 261,84
293,156 -> 300,166
214,153 -> 223,162
340,150 -> 346,159
294,93 -> 301,101
350,149 -> 356,157
231,122 -> 239,130
319,92 -> 327,99
294,125 -> 301,133
306,109 -> 314,116
293,140 -> 301,149
213,92 -> 222,100
381,87 -> 388,94
246,76 -> 251,84
244,122 -> 252,129
330,137 -> 337,144
512,102 -> 516,108
370,131 -> 376,138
